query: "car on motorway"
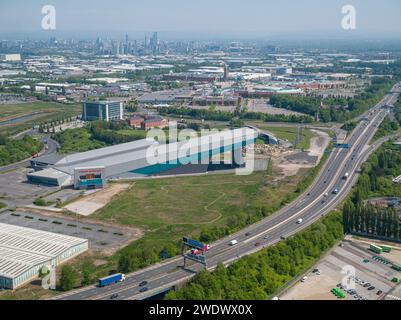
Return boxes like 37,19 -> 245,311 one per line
255,242 -> 261,247
139,287 -> 149,293
139,281 -> 148,287
110,294 -> 119,299
245,232 -> 251,237
324,192 -> 329,197
280,236 -> 286,240
377,290 -> 382,295
264,235 -> 269,239
296,218 -> 303,224
229,240 -> 238,246
333,188 -> 339,195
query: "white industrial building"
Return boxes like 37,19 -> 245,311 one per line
0,54 -> 21,61
0,223 -> 88,290
28,128 -> 258,189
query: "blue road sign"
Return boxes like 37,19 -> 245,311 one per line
183,236 -> 205,250
186,253 -> 206,265
334,143 -> 350,149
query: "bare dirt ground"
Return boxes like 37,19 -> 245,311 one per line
276,129 -> 330,177
64,183 -> 131,216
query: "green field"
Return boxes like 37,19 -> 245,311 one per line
92,167 -> 309,272
0,101 -> 81,135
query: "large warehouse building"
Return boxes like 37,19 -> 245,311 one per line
0,223 -> 88,289
28,128 -> 257,189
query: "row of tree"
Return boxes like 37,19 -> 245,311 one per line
343,202 -> 400,239
342,140 -> 401,240
157,106 -> 313,124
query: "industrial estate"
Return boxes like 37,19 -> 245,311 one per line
1,1 -> 401,310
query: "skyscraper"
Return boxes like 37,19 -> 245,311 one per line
125,34 -> 129,55
150,32 -> 158,54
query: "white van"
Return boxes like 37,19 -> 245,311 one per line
229,240 -> 238,246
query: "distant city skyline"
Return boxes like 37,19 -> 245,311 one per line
0,0 -> 400,40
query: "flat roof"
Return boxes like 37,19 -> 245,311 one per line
28,168 -> 71,180
55,138 -> 156,167
0,223 -> 88,279
52,128 -> 257,176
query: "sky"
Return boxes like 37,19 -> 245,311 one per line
0,0 -> 400,39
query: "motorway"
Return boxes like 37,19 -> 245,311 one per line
55,87 -> 400,300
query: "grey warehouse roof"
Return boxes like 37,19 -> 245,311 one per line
0,223 -> 88,279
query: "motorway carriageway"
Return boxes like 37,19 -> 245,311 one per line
55,90 -> 399,300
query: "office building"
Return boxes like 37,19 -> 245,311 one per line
82,101 -> 124,121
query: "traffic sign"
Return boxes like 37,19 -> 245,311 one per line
183,236 -> 206,250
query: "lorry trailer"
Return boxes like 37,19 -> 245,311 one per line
98,273 -> 126,287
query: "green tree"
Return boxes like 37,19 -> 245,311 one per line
59,265 -> 77,291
